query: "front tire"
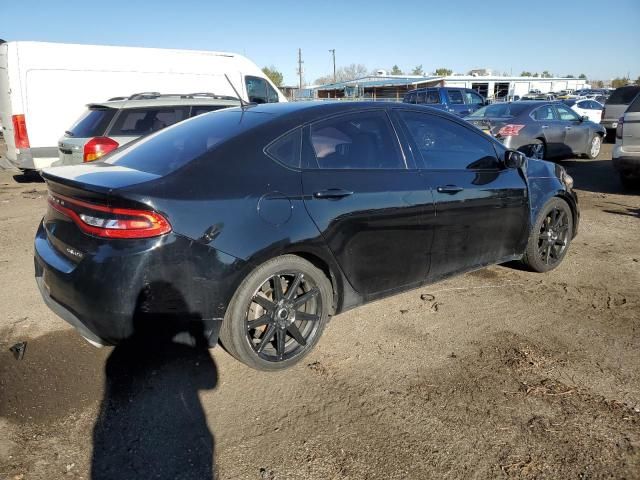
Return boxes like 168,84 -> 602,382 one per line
220,255 -> 332,370
585,134 -> 602,159
522,198 -> 573,273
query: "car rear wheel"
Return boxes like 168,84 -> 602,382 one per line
522,197 -> 573,273
585,134 -> 602,159
220,255 -> 332,370
522,140 -> 546,160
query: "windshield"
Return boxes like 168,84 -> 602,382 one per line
468,103 -> 529,118
608,86 -> 640,105
102,109 -> 272,176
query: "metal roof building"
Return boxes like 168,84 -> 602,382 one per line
314,75 -> 443,100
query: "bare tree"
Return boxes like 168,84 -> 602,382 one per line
314,63 -> 369,85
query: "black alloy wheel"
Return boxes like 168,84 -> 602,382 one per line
523,198 -> 573,272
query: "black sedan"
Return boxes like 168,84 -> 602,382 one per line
465,101 -> 605,160
35,102 -> 579,370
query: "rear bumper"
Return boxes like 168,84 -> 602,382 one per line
7,147 -> 58,170
34,221 -> 248,346
612,149 -> 640,174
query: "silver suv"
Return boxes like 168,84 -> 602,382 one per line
55,92 -> 240,166
613,92 -> 640,189
601,86 -> 640,135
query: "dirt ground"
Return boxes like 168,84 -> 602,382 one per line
0,142 -> 638,479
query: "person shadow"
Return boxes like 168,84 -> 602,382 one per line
91,282 -> 218,480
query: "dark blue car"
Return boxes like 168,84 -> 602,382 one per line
403,87 -> 488,116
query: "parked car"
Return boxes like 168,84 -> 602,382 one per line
35,102 -> 579,370
55,93 -> 240,166
0,40 -> 284,172
403,87 -> 487,116
562,98 -> 603,123
612,93 -> 640,188
601,85 -> 640,135
465,101 -> 605,160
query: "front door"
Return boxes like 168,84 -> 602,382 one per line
555,104 -> 590,154
301,110 -> 435,296
394,109 -> 529,279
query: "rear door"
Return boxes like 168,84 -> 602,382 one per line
622,95 -> 640,151
531,104 -> 565,156
301,109 -> 435,296
395,109 -> 529,279
445,89 -> 467,116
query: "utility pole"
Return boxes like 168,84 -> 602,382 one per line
297,48 -> 304,90
329,49 -> 336,82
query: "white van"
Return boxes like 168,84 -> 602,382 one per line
0,41 -> 285,171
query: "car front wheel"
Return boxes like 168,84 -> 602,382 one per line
220,255 -> 332,370
522,198 -> 573,273
586,134 -> 602,159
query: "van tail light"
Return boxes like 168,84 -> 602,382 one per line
48,192 -> 171,239
497,124 -> 526,137
83,137 -> 119,162
12,114 -> 30,149
616,117 -> 624,139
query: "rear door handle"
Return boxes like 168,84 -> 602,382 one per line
436,185 -> 464,194
541,125 -> 549,129
565,126 -> 572,130
313,188 -> 354,199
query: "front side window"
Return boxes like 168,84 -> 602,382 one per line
465,91 -> 484,105
108,107 -> 189,136
398,110 -> 500,170
405,92 -> 417,104
425,90 -> 440,104
307,111 -> 404,170
556,105 -> 580,121
447,89 -> 464,105
532,105 -> 556,121
245,76 -> 279,104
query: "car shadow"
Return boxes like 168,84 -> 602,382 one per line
559,159 -> 631,195
12,172 -> 44,183
91,282 -> 218,480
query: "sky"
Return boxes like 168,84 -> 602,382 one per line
1,0 -> 639,85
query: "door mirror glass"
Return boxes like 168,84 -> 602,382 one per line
504,150 -> 526,169
580,115 -> 589,122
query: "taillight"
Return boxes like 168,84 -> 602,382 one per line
616,117 -> 624,139
12,114 -> 30,149
83,137 -> 119,162
48,192 -> 171,239
497,124 -> 526,136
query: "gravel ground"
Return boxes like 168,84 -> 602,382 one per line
0,143 -> 638,479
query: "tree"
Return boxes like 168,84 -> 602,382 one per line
411,65 -> 424,75
579,73 -> 587,79
592,80 -> 604,88
532,72 -> 539,77
390,65 -> 403,75
434,67 -> 453,76
262,66 -> 283,87
314,63 -> 369,85
566,74 -> 575,78
611,77 -> 630,88
541,70 -> 552,78
520,71 -> 533,76
635,76 -> 640,86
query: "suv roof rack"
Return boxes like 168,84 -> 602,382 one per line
106,92 -> 241,101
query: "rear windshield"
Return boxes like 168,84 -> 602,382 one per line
102,109 -> 272,176
108,107 -> 189,136
607,86 -> 640,105
468,103 -> 529,118
66,108 -> 116,138
628,94 -> 640,113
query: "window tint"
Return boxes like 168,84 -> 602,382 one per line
245,76 -> 279,104
308,111 -> 404,170
607,86 -> 640,105
532,105 -> 556,121
108,107 -> 188,136
103,110 -> 272,176
465,91 -> 484,105
425,90 -> 440,104
265,129 -> 301,169
447,89 -> 464,105
556,105 -> 580,121
190,105 -> 228,117
67,108 -> 116,137
398,110 -> 500,170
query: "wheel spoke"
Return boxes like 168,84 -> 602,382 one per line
285,273 -> 303,300
275,329 -> 286,358
293,288 -> 320,308
252,294 -> 276,312
296,311 -> 320,322
286,323 -> 307,346
272,276 -> 284,302
247,314 -> 271,330
545,245 -> 552,264
256,324 -> 277,353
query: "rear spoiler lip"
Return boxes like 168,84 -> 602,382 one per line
41,169 -> 114,196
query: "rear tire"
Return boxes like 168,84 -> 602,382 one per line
220,255 -> 332,371
522,197 -> 573,273
585,134 -> 602,159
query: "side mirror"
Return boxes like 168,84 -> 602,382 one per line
504,150 -> 526,169
580,115 -> 589,122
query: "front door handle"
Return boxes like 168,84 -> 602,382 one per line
565,126 -> 572,130
541,125 -> 549,129
313,188 -> 354,199
436,185 -> 464,194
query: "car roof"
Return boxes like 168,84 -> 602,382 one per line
88,97 -> 241,109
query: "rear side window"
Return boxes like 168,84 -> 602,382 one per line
404,92 -> 417,104
265,129 -> 301,169
246,76 -> 279,104
465,91 -> 484,105
103,110 -> 272,176
398,110 -> 500,170
66,108 -> 116,137
424,90 -> 440,104
190,105 -> 228,117
307,111 -> 404,170
532,105 -> 556,121
446,89 -> 464,105
607,86 -> 640,105
108,107 -> 189,136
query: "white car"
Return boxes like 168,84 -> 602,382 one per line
565,99 -> 603,123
